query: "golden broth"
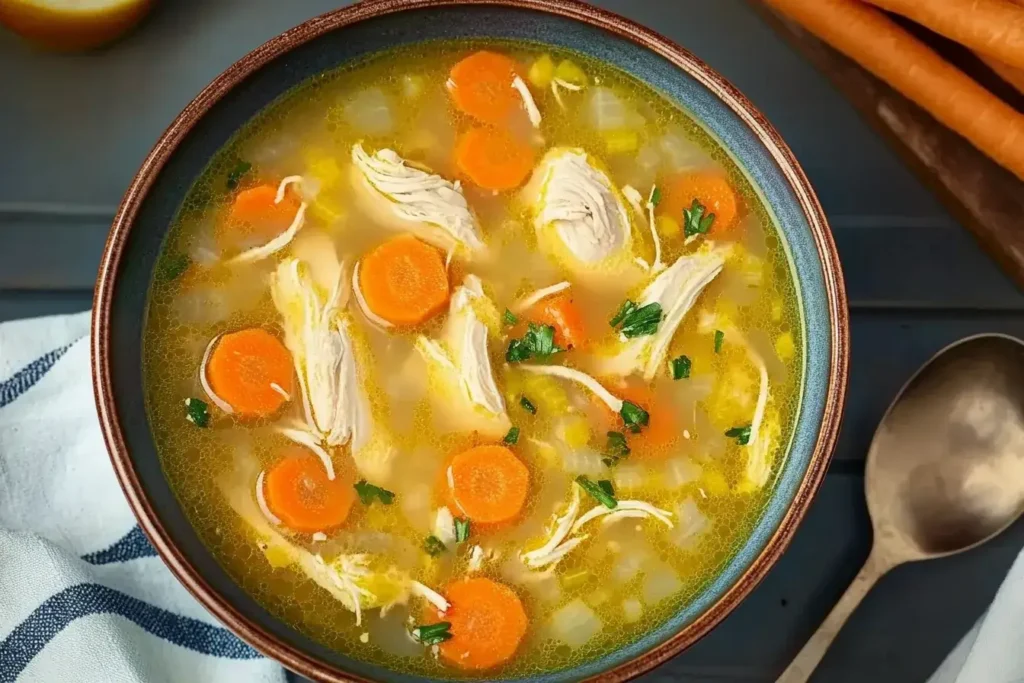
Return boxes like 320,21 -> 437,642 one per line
144,40 -> 802,678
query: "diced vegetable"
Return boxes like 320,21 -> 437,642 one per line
604,129 -> 639,154
554,59 -> 588,86
184,398 -> 209,428
585,87 -> 629,131
436,578 -> 528,669
342,87 -> 394,135
205,328 -> 294,418
528,54 -> 555,88
642,562 -> 682,605
670,497 -> 709,550
550,599 -> 603,649
656,214 -> 681,240
447,445 -> 530,524
702,467 -> 730,496
622,598 -> 643,623
455,127 -> 536,191
401,74 -> 425,100
776,331 -> 796,360
447,51 -> 523,126
561,446 -> 607,477
354,480 -> 395,506
612,463 -> 645,491
264,453 -> 354,533
612,548 -> 650,584
558,416 -> 592,449
663,457 -> 702,490
357,234 -> 450,327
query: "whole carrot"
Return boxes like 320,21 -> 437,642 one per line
763,0 -> 1024,182
864,0 -> 1024,70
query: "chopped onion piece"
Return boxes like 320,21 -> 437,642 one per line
255,471 -> 281,526
352,261 -> 395,329
572,500 -> 673,533
277,426 -> 336,480
550,599 -> 603,649
622,598 -> 643,623
512,281 -> 571,313
511,76 -> 542,128
410,581 -> 449,614
199,335 -> 234,414
519,364 -> 623,412
642,562 -> 682,605
671,497 -> 709,550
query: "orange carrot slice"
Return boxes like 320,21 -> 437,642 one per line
455,127 -> 536,191
263,451 -> 354,533
528,292 -> 587,351
358,234 -> 450,327
660,172 -> 739,234
223,183 -> 301,243
436,577 -> 527,670
446,445 -> 529,524
596,383 -> 677,458
447,51 -> 523,126
207,328 -> 294,418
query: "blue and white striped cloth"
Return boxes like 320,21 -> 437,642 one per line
0,312 -> 292,683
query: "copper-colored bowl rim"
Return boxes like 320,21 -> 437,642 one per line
91,1 -> 849,681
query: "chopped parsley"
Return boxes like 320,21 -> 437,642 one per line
455,518 -> 471,543
225,160 -> 252,190
683,198 -> 716,238
506,323 -> 562,363
423,535 -> 447,557
649,186 -> 662,207
354,480 -> 395,506
714,329 -> 725,353
576,475 -> 618,509
725,424 -> 752,446
520,396 -> 537,414
503,426 -> 520,445
619,400 -> 649,433
162,253 -> 191,281
610,300 -> 663,339
671,355 -> 692,380
412,622 -> 453,646
603,431 -> 630,466
503,308 -> 518,326
184,398 -> 209,428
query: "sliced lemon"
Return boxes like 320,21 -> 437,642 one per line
0,0 -> 153,51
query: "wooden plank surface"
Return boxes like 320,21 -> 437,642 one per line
1,1 -> 1022,681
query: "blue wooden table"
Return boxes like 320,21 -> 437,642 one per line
3,1 -> 1023,681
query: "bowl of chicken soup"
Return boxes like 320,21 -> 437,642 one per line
92,0 -> 848,681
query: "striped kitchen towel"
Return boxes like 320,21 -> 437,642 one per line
0,312 -> 291,683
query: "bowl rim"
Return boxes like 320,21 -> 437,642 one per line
91,0 -> 849,681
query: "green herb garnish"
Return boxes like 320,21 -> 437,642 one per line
225,160 -> 252,190
354,480 -> 395,506
503,308 -> 518,326
619,400 -> 649,433
412,622 -> 453,646
506,323 -> 562,363
603,431 -> 630,466
184,398 -> 209,428
520,396 -> 537,414
611,301 -> 663,338
576,475 -> 618,509
503,426 -> 520,445
683,198 -> 716,238
649,186 -> 662,207
162,253 -> 191,281
714,329 -> 725,353
423,535 -> 447,557
671,355 -> 692,380
725,424 -> 752,446
455,518 -> 471,543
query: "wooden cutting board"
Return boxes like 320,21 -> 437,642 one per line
751,2 -> 1024,291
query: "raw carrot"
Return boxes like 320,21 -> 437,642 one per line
596,383 -> 677,458
434,577 -> 527,670
446,445 -> 530,524
263,451 -> 354,533
207,328 -> 294,417
455,127 -> 536,191
764,0 -> 1024,182
447,51 -> 523,126
224,183 -> 301,242
358,234 -> 450,327
864,0 -> 1024,70
978,52 -> 1024,95
528,292 -> 587,350
659,172 -> 739,234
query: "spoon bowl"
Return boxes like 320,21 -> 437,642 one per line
780,333 -> 1024,682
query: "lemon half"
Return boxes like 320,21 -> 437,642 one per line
0,0 -> 153,51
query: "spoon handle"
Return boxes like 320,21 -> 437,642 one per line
776,548 -> 894,683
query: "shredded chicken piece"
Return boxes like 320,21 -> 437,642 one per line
521,486 -> 583,569
411,581 -> 450,614
519,364 -> 623,412
228,176 -> 308,265
254,471 -> 281,526
512,76 -> 542,128
351,261 -> 395,329
199,335 -> 234,414
277,426 -> 336,481
572,500 -> 674,532
512,281 -> 571,313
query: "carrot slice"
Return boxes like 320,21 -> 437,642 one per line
596,383 -> 677,458
223,183 -> 301,243
358,234 -> 450,327
659,172 -> 739,234
447,51 -> 523,126
528,292 -> 587,350
263,451 -> 354,533
455,127 -> 536,191
436,577 -> 527,670
447,445 -> 529,524
207,328 -> 294,418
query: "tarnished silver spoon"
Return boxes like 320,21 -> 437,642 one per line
778,333 -> 1024,683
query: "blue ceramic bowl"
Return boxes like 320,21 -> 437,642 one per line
92,1 -> 849,681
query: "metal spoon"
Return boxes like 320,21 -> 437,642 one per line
778,333 -> 1024,683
